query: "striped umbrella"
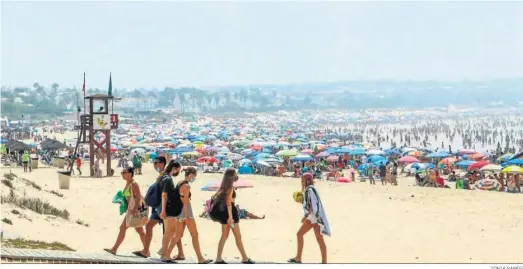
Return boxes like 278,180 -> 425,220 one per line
501,165 -> 523,174
473,179 -> 502,191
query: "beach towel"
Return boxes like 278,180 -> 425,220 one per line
112,191 -> 128,215
303,186 -> 331,236
456,178 -> 464,189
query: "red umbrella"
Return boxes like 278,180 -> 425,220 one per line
440,157 -> 458,165
467,161 -> 489,171
398,156 -> 420,164
468,153 -> 486,161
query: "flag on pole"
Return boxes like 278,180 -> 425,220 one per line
82,72 -> 86,96
108,73 -> 113,96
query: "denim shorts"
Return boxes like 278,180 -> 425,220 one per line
150,206 -> 162,222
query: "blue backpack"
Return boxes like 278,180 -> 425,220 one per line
145,175 -> 166,208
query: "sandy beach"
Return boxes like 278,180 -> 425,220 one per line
2,160 -> 522,263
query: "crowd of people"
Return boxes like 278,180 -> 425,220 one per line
103,155 -> 330,264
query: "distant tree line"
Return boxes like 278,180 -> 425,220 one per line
1,79 -> 522,119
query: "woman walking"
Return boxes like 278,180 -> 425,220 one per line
165,167 -> 212,264
288,173 -> 330,264
159,160 -> 184,263
104,167 -> 146,255
209,168 -> 255,264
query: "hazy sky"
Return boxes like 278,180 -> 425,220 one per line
2,1 -> 522,89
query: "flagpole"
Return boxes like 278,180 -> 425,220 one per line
83,72 -> 86,115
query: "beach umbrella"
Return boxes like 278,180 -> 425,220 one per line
291,154 -> 314,162
326,155 -> 339,162
197,156 -> 217,163
497,153 -> 514,163
276,149 -> 298,157
200,179 -> 253,191
315,151 -> 331,158
411,163 -> 436,170
255,160 -> 271,167
348,149 -> 366,156
473,178 -> 502,191
468,153 -> 486,161
398,156 -> 419,164
467,161 -> 490,171
366,149 -> 386,155
300,149 -> 313,154
439,157 -> 458,165
479,164 -> 502,172
501,165 -> 523,174
334,148 -> 351,154
506,159 -> 523,166
455,160 -> 476,168
368,155 -> 386,163
384,149 -> 401,155
426,152 -> 450,158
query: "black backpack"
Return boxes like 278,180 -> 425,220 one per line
165,180 -> 188,217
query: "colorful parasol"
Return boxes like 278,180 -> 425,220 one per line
501,165 -> 523,174
473,178 -> 502,191
200,179 -> 253,191
479,164 -> 502,172
398,156 -> 420,164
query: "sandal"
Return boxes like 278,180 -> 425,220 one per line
199,259 -> 213,264
242,258 -> 255,264
103,248 -> 116,255
174,255 -> 185,261
214,260 -> 228,264
288,258 -> 302,263
132,251 -> 148,258
161,259 -> 177,263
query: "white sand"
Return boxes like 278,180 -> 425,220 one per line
2,161 -> 523,263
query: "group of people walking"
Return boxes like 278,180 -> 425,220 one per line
104,156 -> 330,264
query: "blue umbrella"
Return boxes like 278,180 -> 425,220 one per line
426,152 -> 450,158
455,160 -> 476,168
411,163 -> 436,170
334,148 -> 351,154
368,155 -> 386,163
349,149 -> 366,156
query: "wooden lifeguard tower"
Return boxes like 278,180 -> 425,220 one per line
73,94 -> 119,177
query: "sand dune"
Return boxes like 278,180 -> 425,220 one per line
2,162 -> 522,263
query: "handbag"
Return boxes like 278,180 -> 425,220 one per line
125,182 -> 149,228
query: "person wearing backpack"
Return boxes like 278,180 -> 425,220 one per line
159,160 -> 186,263
133,157 -> 181,258
164,167 -> 213,264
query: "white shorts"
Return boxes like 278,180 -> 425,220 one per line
306,214 -> 318,224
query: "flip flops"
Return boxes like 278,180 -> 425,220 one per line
132,251 -> 148,258
103,249 -> 116,255
241,258 -> 255,264
174,255 -> 185,261
199,259 -> 213,264
288,258 -> 302,263
161,258 -> 177,263
214,260 -> 228,264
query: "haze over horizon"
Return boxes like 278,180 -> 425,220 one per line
2,1 -> 522,89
